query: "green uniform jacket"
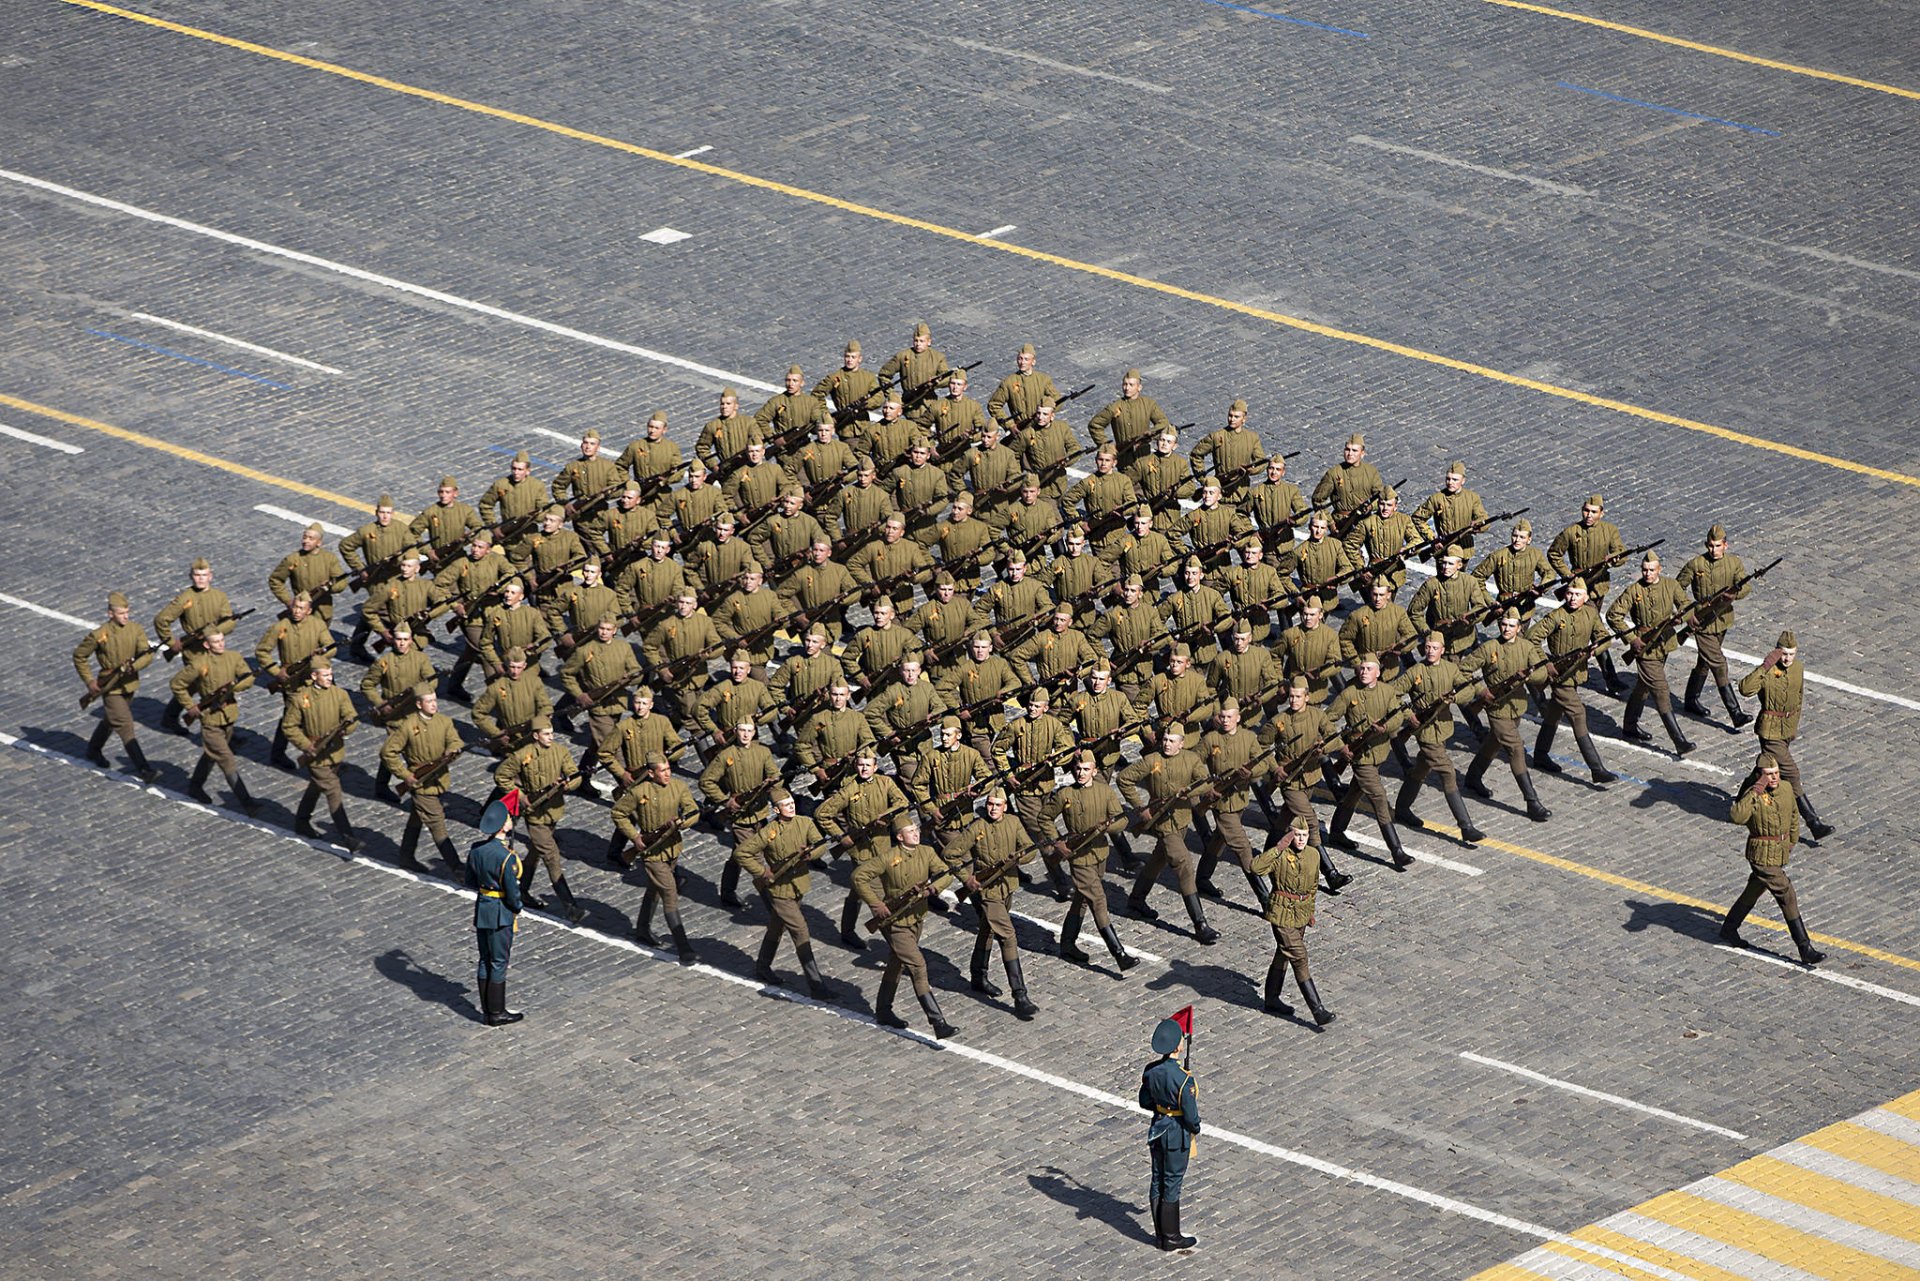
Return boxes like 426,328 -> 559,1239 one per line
796,707 -> 876,773
481,603 -> 553,668
494,741 -> 579,825
410,500 -> 481,560
1293,537 -> 1355,596
1607,578 -> 1691,662
381,712 -> 464,794
698,740 -> 780,813
912,742 -> 994,812
1339,602 -> 1417,667
643,610 -> 721,673
1738,661 -> 1804,742
1257,842 -> 1319,928
154,585 -> 236,652
282,685 -> 356,766
268,547 -> 348,616
477,474 -> 547,529
1087,394 -> 1171,456
876,348 -> 952,421
551,455 -> 624,519
1326,683 -> 1405,767
602,710 -> 685,782
1391,657 -> 1476,746
1269,703 -> 1335,787
338,518 -> 413,589
843,623 -> 921,691
75,617 -> 155,695
1411,487 -> 1490,549
254,613 -> 335,686
696,413 -> 756,470
944,813 -> 1028,902
170,651 -> 254,726
735,814 -> 823,898
697,676 -> 776,741
866,679 -> 950,754
1730,779 -> 1798,868
1129,451 -> 1197,513
1044,778 -> 1126,860
815,368 -> 883,420
1191,427 -> 1265,489
361,649 -> 436,713
1675,552 -> 1750,636
612,777 -> 701,859
1118,749 -> 1211,833
994,714 -> 1075,792
712,585 -> 783,662
1140,668 -> 1218,733
1344,511 -> 1422,592
1471,545 -> 1553,608
1407,573 -> 1487,655
1311,460 -> 1384,520
772,651 -> 847,715
816,774 -> 910,860
1012,627 -> 1100,686
1528,604 -> 1609,687
1463,635 -> 1549,720
1201,726 -> 1271,808
1072,688 -> 1139,767
987,370 -> 1059,430
1278,623 -> 1343,702
1548,519 -> 1626,594
472,671 -> 552,744
561,636 -> 642,706
852,841 -> 952,925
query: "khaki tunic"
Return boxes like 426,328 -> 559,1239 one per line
1310,460 -> 1385,523
268,547 -> 349,621
409,500 -> 482,566
601,710 -> 686,786
1548,519 -> 1627,602
472,670 -> 552,747
1471,545 -> 1554,613
816,774 -> 910,863
735,815 -> 822,900
1410,487 -> 1491,551
987,370 -> 1061,431
153,585 -> 236,653
1086,394 -> 1172,459
695,412 -> 757,472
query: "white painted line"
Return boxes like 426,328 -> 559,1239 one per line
0,421 -> 85,454
1460,1052 -> 1748,1140
1348,135 -> 1594,197
1604,1210 -> 1817,1281
947,38 -> 1172,94
639,227 -> 692,246
1689,1177 -> 1920,1270
1517,711 -> 1734,777
1856,1107 -> 1920,1147
1,725 -> 1563,1245
253,504 -> 353,537
1770,1142 -> 1920,1206
530,427 -> 583,447
125,311 -> 344,374
977,224 -> 1018,240
1345,828 -> 1485,876
0,167 -> 780,395
1716,944 -> 1920,1008
0,591 -> 92,628
1004,907 -> 1167,965
672,145 -> 713,159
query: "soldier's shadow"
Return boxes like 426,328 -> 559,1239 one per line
1626,778 -> 1729,821
373,946 -> 482,1022
1623,898 -> 1726,944
1146,956 -> 1262,1013
1027,1165 -> 1155,1246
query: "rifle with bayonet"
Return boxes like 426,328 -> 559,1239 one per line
1638,556 -> 1781,653
180,661 -> 254,724
79,641 -> 163,708
1312,476 -> 1408,540
296,713 -> 359,767
617,815 -> 701,869
163,607 -> 256,659
265,646 -> 336,694
1209,448 -> 1302,494
900,359 -> 982,416
1009,383 -> 1097,437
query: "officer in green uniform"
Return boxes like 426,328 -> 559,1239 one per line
877,322 -> 953,427
467,793 -> 526,1026
267,522 -> 349,623
73,590 -> 159,781
1139,1017 -> 1200,1253
1737,632 -> 1834,840
1462,609 -> 1553,823
1410,460 -> 1490,556
1547,495 -> 1628,694
1257,816 -> 1335,1026
1390,632 -> 1486,844
283,656 -> 360,851
815,746 -> 910,949
735,788 -> 831,998
1189,399 -> 1266,498
1720,754 -> 1825,966
854,812 -> 959,1037
1310,433 -> 1385,531
469,645 -> 550,759
550,430 -> 625,556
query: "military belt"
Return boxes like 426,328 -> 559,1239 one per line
1273,889 -> 1311,902
478,889 -> 504,898
1154,1105 -> 1183,1117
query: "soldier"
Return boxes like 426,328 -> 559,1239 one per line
735,788 -> 831,998
930,492 -> 996,593
338,496 -> 412,660
1606,551 -> 1697,755
1119,722 -> 1220,944
771,624 -> 845,739
787,418 -> 858,498
546,556 -> 621,657
1257,816 -> 1335,1025
829,455 -> 894,553
876,322 -> 953,427
911,572 -> 975,676
1206,618 -> 1283,724
1045,749 -> 1138,971
170,629 -> 258,813
1527,578 -> 1619,786
1343,486 -> 1421,600
610,753 -> 701,962
961,420 -> 1022,534
1547,495 -> 1628,694
1197,697 -> 1276,907
815,747 -> 911,949
776,539 -> 858,643
1310,433 -> 1386,532
434,530 -> 511,698
668,458 -> 733,554
73,590 -> 159,781
1178,476 -> 1254,572
468,794 -> 526,1026
380,686 -> 466,876
599,684 -> 684,791
698,718 -> 782,908
1160,556 -> 1232,668
1737,633 -> 1835,840
1406,545 -> 1489,676
153,557 -> 238,735
1090,572 -> 1162,702
1140,1017 -> 1201,1254
1087,367 -> 1173,466
937,630 -> 1021,759
1213,538 -> 1290,645
854,392 -> 915,474
1010,602 -> 1101,699
471,645 -> 550,761
847,512 -> 934,611
711,561 -> 781,682
1292,514 -> 1357,607
986,341 -> 1059,436
615,408 -> 686,503
613,532 -> 690,638
944,789 -> 1039,1020
476,577 -> 552,683
890,435 -> 951,545
550,429 -> 624,555
1675,524 -> 1754,729
1390,632 -> 1486,844
1462,609 -> 1554,823
1137,643 -> 1217,750
977,547 -> 1053,649
1410,460 -> 1490,557
1720,755 -> 1825,966
815,338 -> 883,428
1277,594 -> 1343,707
1189,398 -> 1267,498
267,522 -> 348,623
642,588 -> 723,718
1018,399 -> 1083,504
854,811 -> 959,1037
1323,654 -> 1409,867
361,623 -> 435,796
1004,472 -> 1067,558
929,368 -> 989,471
254,591 -> 335,769
1340,578 -> 1418,682
600,481 -> 661,576
476,450 -> 547,553
995,688 -> 1076,898
1129,427 -> 1197,530
1470,518 -> 1552,619
283,656 -> 360,850
865,654 -> 950,780
516,506 -> 588,603
410,475 -> 482,570
560,614 -> 641,786
1243,453 -> 1308,566
842,597 -> 919,702
747,486 -> 827,582
754,364 -> 828,448
695,387 -> 756,476
1065,444 -> 1139,537
490,717 -> 586,923
686,512 -> 758,598
374,551 -> 436,652
723,438 -> 787,534
1071,664 -> 1140,778
793,679 -> 876,800
912,715 -> 995,855
1269,676 -> 1351,891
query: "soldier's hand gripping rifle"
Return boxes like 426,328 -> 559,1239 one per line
561,479 -> 627,524
80,641 -> 163,708
296,714 -> 359,768
900,360 -> 982,416
181,661 -> 254,724
1127,770 -> 1223,833
1009,383 -> 1096,436
163,607 -> 256,659
1663,556 -> 1781,649
864,876 -> 942,931
619,815 -> 700,869
395,740 -> 481,796
827,803 -> 909,859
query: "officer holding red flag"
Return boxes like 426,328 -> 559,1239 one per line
1139,1009 -> 1200,1252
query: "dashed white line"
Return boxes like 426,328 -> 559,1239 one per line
1344,827 -> 1486,876
977,224 -> 1018,240
1716,944 -> 1920,1008
0,421 -> 85,454
673,145 -> 713,159
0,592 -> 92,628
1348,135 -> 1595,198
1006,907 -> 1166,965
1460,1052 -> 1749,1140
946,38 -> 1173,94
530,427 -> 584,447
124,311 -> 344,374
639,227 -> 692,246
253,504 -> 353,537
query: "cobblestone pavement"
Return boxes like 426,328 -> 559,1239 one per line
2,1 -> 1915,1277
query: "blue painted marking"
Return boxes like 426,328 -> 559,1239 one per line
484,443 -> 564,470
84,328 -> 297,390
1542,751 -> 1652,789
1557,81 -> 1780,136
1194,0 -> 1368,38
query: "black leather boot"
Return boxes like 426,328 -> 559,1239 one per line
1787,916 -> 1826,966
86,720 -> 113,766
229,772 -> 261,815
1006,957 -> 1037,1020
665,910 -> 697,964
330,807 -> 362,853
918,990 -> 958,1039
1575,730 -> 1618,784
398,815 -> 424,870
485,980 -> 523,1025
1718,898 -> 1751,948
1126,867 -> 1160,920
1796,793 -> 1835,841
1181,894 -> 1220,945
1099,925 -> 1138,972
1323,821 -> 1358,852
797,943 -> 830,999
1444,789 -> 1485,843
874,973 -> 906,1028
268,725 -> 294,771
1532,720 -> 1563,773
1111,832 -> 1140,873
1262,955 -> 1293,1016
294,788 -> 322,839
970,937 -> 1001,995
1243,869 -> 1273,915
634,890 -> 662,945
1149,1198 -> 1165,1250
1718,683 -> 1751,728
436,838 -> 465,878
1517,773 -> 1552,822
160,699 -> 186,737
1162,1200 -> 1196,1251
754,929 -> 783,986
1463,756 -> 1494,800
1318,845 -> 1352,892
125,738 -> 160,784
719,860 -> 745,909
373,761 -> 396,802
1299,978 -> 1336,1026
838,892 -> 866,950
1059,902 -> 1090,964
1620,712 -> 1653,743
1380,822 -> 1412,869
1659,710 -> 1696,755
1194,846 -> 1224,900
552,876 -> 588,924
1683,666 -> 1710,717
1596,651 -> 1624,696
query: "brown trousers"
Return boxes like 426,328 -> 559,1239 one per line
1625,652 -> 1675,719
1280,785 -> 1324,847
1209,804 -> 1256,872
408,791 -> 450,842
762,894 -> 811,947
524,822 -> 565,884
1537,685 -> 1590,739
1269,924 -> 1311,985
1332,760 -> 1393,828
101,691 -> 138,744
1469,714 -> 1529,780
198,723 -> 240,775
880,919 -> 933,996
1691,631 -> 1731,684
1730,864 -> 1800,920
1069,858 -> 1112,929
1136,826 -> 1199,895
974,894 -> 1019,962
302,760 -> 346,809
642,856 -> 680,911
1400,739 -> 1460,796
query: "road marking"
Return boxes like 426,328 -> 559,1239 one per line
1686,1178 -> 1920,1268
976,224 -> 1018,240
124,310 -> 343,373
0,167 -> 780,396
85,327 -> 298,389
672,145 -> 712,159
1557,81 -> 1781,137
1716,944 -> 1920,1009
945,38 -> 1173,94
1693,638 -> 1920,714
252,504 -> 353,537
1721,1155 -> 1920,1243
1005,907 -> 1166,965
0,725 -> 1575,1247
1344,827 -> 1487,876
1194,0 -> 1369,38
530,427 -> 585,446
1460,1052 -> 1749,1140
1482,0 -> 1920,103
1348,135 -> 1595,197
0,420 -> 84,453
50,2 -> 1920,490
0,592 -> 93,627
483,442 -> 563,470
638,227 -> 691,245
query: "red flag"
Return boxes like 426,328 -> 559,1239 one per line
501,787 -> 523,817
1170,1005 -> 1194,1035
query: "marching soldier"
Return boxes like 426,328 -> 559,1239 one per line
1159,556 -> 1232,668
613,532 -> 691,636
476,451 -> 547,553
1720,754 -> 1825,966
610,753 -> 701,962
1089,572 -> 1163,702
491,716 -> 587,923
1470,518 -> 1552,619
755,364 -> 829,445
1045,750 -> 1138,971
170,629 -> 258,814
829,455 -> 894,553
962,421 -> 1023,533
668,459 -> 733,553
1737,633 -> 1835,840
1129,427 -> 1197,530
711,561 -> 782,682
876,322 -> 953,427
841,596 -> 919,701
1137,643 -> 1217,750
1411,460 -> 1491,556
468,793 -> 526,1026
641,588 -> 723,718
1527,578 -> 1620,786
1004,472 -> 1066,557
267,522 -> 348,623
1676,524 -> 1754,730
615,408 -> 686,501
1258,816 -> 1335,1026
928,369 -> 988,471
1547,495 -> 1628,694
938,630 -> 1022,760
73,590 -> 159,781
932,493 -> 996,594
687,513 -> 758,597
985,342 -> 1059,435
854,811 -> 960,1037
994,688 -> 1076,898
1390,632 -> 1486,844
1189,399 -> 1266,499
1213,539 -> 1290,644
854,392 -> 915,474
1269,676 -> 1351,891
815,339 -> 883,427
516,506 -> 587,603
1196,697 -> 1275,908
1119,722 -> 1220,944
254,590 -> 335,769
695,386 -> 756,476
1140,1017 -> 1200,1254
792,679 -> 876,800
1323,654 -> 1409,867
546,556 -> 621,656
944,789 -> 1039,1020
1292,514 -> 1357,607
1018,400 -> 1082,503
1277,595 -> 1341,707
1009,602 -> 1101,699
846,512 -> 934,611
1311,433 -> 1386,531
374,551 -> 435,651
911,716 -> 995,855
815,746 -> 911,949
1071,664 -> 1139,777
1243,453 -> 1308,565
910,572 -> 974,676
550,429 -> 624,556
1177,477 -> 1253,572
599,685 -> 685,790
698,717 -> 782,908
1343,486 -> 1421,600
866,654 -> 949,780
771,624 -> 845,738
283,656 -> 360,851
776,539 -> 857,643
339,495 -> 412,660
1606,550 -> 1697,754
787,418 -> 858,499
1462,609 -> 1554,822
748,486 -> 827,582
1206,619 -> 1283,724
476,577 -> 552,685
1340,578 -> 1418,682
1407,545 -> 1489,673
362,623 -> 435,796
153,557 -> 238,735
609,478 -> 669,568
1064,444 -> 1138,535
380,685 -> 466,876
723,440 -> 786,533
1086,367 -> 1173,465
735,788 -> 831,998
434,530 -> 511,698
559,613 -> 641,786
409,475 -> 481,570
470,645 -> 550,760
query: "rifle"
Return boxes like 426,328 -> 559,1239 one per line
620,816 -> 700,867
561,479 -> 626,523
1209,448 -> 1301,493
854,560 -> 936,603
777,683 -> 839,734
1127,768 -> 1222,830
346,548 -> 411,592
780,580 -> 865,638
164,607 -> 256,658
827,803 -> 910,856
181,662 -> 253,723
1272,722 -> 1347,784
900,360 -> 982,414
265,647 -> 333,694
365,685 -> 421,725
654,636 -> 732,687
620,593 -> 682,639
492,504 -> 547,548
372,598 -> 454,652
1399,670 -> 1483,737
395,741 -> 480,795
1476,647 -> 1562,709
1080,714 -> 1155,757
296,714 -> 359,766
964,844 -> 1039,895
978,448 -> 1092,503
722,774 -> 784,823
79,642 -> 163,708
993,602 -> 1056,654
1009,383 -> 1096,436
756,834 -> 831,888
1317,476 -> 1407,540
517,767 -> 585,815
1411,507 -> 1530,563
1459,538 -> 1671,632
443,572 -> 519,636
1664,556 -> 1781,649
292,575 -> 350,617
574,666 -> 644,712
865,876 -> 943,931
1202,739 -> 1284,796
527,551 -> 590,600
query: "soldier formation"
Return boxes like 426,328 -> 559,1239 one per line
72,324 -> 1839,1036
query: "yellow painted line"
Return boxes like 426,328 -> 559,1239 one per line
0,391 -> 372,514
1883,1091 -> 1920,1124
1718,1154 -> 1920,1244
1468,1262 -> 1560,1281
1482,0 -> 1920,103
1569,1225 -> 1754,1281
1634,1188 -> 1903,1280
1420,820 -> 1920,975
1798,1122 -> 1920,1183
56,0 -> 1920,493
1537,1240 -> 1683,1279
